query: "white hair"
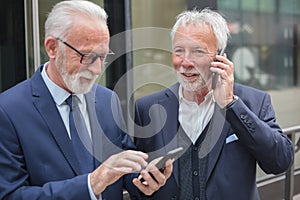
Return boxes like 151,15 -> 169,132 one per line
170,8 -> 230,51
45,0 -> 108,40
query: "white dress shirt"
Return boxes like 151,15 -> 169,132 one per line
178,85 -> 215,144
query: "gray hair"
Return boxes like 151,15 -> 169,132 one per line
45,0 -> 108,40
170,8 -> 230,51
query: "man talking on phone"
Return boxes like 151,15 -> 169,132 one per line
134,8 -> 294,200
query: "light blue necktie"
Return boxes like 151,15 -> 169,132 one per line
66,95 -> 94,174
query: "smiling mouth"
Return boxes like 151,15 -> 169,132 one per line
181,73 -> 199,79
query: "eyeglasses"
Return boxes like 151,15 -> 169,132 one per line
55,37 -> 114,65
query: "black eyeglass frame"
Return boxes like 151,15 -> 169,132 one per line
55,37 -> 114,65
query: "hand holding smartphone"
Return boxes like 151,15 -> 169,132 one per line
139,147 -> 184,183
211,47 -> 226,89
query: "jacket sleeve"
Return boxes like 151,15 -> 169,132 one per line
0,105 -> 91,200
225,93 -> 294,174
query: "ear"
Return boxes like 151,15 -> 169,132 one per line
44,37 -> 58,59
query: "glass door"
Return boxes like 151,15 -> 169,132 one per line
0,1 -> 26,91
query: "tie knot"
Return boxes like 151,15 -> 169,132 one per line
66,95 -> 80,111
66,95 -> 73,108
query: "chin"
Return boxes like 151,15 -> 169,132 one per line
178,76 -> 206,92
182,84 -> 202,92
77,85 -> 93,94
67,82 -> 92,94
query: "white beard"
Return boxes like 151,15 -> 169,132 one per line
61,69 -> 98,94
176,68 -> 207,92
55,48 -> 98,94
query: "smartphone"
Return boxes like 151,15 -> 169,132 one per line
155,147 -> 184,170
139,147 -> 184,182
211,47 -> 226,89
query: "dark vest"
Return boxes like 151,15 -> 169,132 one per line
178,123 -> 210,200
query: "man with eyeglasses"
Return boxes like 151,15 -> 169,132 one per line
0,1 -> 172,200
134,8 -> 294,199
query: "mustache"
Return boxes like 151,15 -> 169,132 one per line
78,71 -> 97,79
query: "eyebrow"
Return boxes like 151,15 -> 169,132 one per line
173,45 -> 206,50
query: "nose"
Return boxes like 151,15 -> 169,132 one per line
177,49 -> 195,66
181,56 -> 194,67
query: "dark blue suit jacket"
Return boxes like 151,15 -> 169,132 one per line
134,83 -> 294,200
0,65 -> 141,200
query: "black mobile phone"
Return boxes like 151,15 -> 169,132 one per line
139,147 -> 184,182
211,48 -> 226,89
155,147 -> 184,170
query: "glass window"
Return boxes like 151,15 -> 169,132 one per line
0,1 -> 26,91
131,0 -> 186,100
280,0 -> 300,14
259,0 -> 275,12
218,0 -> 239,10
241,0 -> 258,11
38,0 -> 61,65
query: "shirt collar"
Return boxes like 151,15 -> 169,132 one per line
178,84 -> 215,105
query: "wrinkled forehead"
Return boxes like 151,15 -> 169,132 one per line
173,22 -> 217,50
68,15 -> 110,43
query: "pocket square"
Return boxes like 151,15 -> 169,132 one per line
226,134 -> 238,144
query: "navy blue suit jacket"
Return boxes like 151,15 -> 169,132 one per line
134,83 -> 294,200
0,65 -> 141,200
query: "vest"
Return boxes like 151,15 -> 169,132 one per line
178,123 -> 210,200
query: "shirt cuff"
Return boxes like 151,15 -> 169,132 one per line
88,173 -> 101,200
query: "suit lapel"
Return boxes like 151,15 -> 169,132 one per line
160,83 -> 180,151
31,66 -> 81,175
159,84 -> 181,185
